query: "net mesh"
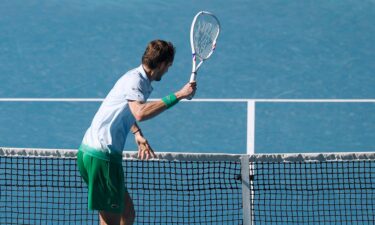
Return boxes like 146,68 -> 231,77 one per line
0,149 -> 242,225
1,149 -> 375,225
250,154 -> 375,225
192,13 -> 220,59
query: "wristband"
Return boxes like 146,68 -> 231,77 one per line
162,94 -> 179,109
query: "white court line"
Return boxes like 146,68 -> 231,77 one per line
0,98 -> 104,102
0,98 -> 375,102
1,98 -> 374,155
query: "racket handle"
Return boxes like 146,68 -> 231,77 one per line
187,72 -> 197,100
189,72 -> 197,83
187,93 -> 195,100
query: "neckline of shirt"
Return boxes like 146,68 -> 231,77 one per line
138,64 -> 150,82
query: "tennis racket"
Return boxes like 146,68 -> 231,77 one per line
189,11 -> 221,83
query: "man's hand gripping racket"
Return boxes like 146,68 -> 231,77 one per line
188,11 -> 221,99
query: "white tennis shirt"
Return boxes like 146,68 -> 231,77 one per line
82,65 -> 153,154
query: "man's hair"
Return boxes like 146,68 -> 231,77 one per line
142,40 -> 175,70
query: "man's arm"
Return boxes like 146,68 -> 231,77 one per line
130,122 -> 141,134
128,100 -> 167,122
131,122 -> 156,160
128,82 -> 196,122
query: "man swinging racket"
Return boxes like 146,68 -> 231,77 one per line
77,40 -> 197,225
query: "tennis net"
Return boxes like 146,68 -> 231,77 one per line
1,148 -> 375,225
0,148 -> 243,225
249,152 -> 375,225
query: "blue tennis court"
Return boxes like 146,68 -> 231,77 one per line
1,0 -> 374,154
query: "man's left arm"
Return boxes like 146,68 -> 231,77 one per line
131,122 -> 156,160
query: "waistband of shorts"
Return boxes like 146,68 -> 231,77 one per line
78,144 -> 122,164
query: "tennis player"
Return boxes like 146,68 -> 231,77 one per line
77,40 -> 196,225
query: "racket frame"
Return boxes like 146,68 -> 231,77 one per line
189,11 -> 220,82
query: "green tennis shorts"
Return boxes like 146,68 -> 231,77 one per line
77,145 -> 125,213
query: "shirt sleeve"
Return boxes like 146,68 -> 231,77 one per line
122,75 -> 146,102
125,84 -> 145,102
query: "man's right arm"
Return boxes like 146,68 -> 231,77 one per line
128,100 -> 167,122
128,82 -> 196,122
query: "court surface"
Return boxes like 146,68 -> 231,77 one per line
0,0 -> 374,153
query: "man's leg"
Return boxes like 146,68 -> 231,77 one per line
120,190 -> 135,225
99,190 -> 135,225
99,211 -> 121,225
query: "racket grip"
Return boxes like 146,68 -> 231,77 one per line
187,72 -> 197,100
189,72 -> 197,83
187,93 -> 194,100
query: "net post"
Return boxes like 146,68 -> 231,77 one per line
247,100 -> 255,154
241,155 -> 252,225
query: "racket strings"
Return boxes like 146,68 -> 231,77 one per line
193,15 -> 220,60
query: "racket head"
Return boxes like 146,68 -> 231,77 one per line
190,11 -> 220,61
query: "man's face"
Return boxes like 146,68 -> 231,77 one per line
154,62 -> 172,81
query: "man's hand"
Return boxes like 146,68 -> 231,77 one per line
134,132 -> 156,160
175,82 -> 197,100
